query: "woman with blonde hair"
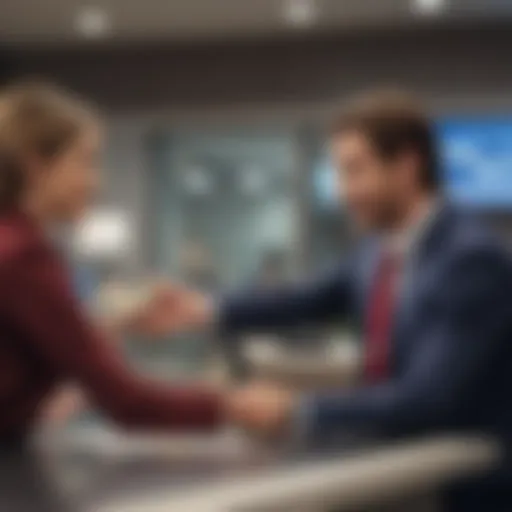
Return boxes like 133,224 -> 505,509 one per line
0,82 -> 223,444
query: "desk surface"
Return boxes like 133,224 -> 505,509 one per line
0,427 -> 500,512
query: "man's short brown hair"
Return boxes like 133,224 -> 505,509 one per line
331,89 -> 440,191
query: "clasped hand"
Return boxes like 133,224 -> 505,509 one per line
116,285 -> 298,438
224,382 -> 297,438
122,283 -> 211,337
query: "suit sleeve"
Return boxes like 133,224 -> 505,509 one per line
0,248 -> 222,431
300,245 -> 512,436
219,262 -> 353,334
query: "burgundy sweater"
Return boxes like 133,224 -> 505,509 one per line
0,212 -> 221,438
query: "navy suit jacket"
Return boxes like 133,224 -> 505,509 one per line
220,205 -> 512,441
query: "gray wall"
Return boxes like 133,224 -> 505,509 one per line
6,23 -> 512,269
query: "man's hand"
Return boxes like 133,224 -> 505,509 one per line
226,382 -> 297,439
123,284 -> 213,337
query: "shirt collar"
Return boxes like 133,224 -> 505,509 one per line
383,199 -> 440,259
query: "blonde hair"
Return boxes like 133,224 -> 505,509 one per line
0,81 -> 97,208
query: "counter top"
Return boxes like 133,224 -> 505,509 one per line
4,427 -> 497,512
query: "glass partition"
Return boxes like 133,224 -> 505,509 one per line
145,128 -> 302,288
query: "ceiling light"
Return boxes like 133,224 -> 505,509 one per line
412,0 -> 446,15
75,6 -> 111,39
283,0 -> 318,28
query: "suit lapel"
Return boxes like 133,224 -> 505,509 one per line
354,203 -> 455,362
391,256 -> 419,353
391,203 -> 455,355
357,239 -> 381,323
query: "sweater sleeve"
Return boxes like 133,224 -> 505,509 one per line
0,245 -> 222,431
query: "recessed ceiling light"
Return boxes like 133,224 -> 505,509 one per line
283,0 -> 318,28
75,5 -> 111,39
412,0 -> 446,15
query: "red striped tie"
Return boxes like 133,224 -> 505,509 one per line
363,251 -> 401,383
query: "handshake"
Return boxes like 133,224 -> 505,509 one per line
121,283 -> 214,338
114,285 -> 300,438
110,284 -> 302,438
223,381 -> 298,439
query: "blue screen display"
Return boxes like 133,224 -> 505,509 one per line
438,118 -> 512,208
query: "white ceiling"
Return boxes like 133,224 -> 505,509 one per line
0,0 -> 501,45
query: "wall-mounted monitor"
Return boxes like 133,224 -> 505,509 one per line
438,117 -> 512,208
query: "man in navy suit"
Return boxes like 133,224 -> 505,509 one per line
161,89 -> 512,510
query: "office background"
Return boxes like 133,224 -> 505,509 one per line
2,1 -> 512,370
1,6 -> 512,511
4,22 -> 512,279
